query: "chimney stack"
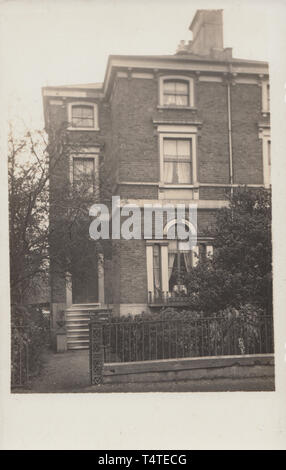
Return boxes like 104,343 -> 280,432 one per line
175,10 -> 232,59
189,10 -> 223,56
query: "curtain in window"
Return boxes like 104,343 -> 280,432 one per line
163,162 -> 174,183
163,139 -> 192,184
175,94 -> 188,106
168,239 -> 177,285
183,251 -> 192,272
163,81 -> 189,106
176,140 -> 192,183
177,162 -> 192,183
153,245 -> 161,292
168,253 -> 176,281
164,94 -> 176,106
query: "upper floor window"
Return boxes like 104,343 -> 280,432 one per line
163,138 -> 192,184
163,80 -> 189,106
72,105 -> 94,128
68,102 -> 99,130
73,157 -> 95,194
261,81 -> 270,114
69,147 -> 100,195
159,76 -> 194,107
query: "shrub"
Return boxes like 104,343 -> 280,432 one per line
11,304 -> 50,385
184,187 -> 272,313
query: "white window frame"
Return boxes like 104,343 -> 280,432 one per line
159,75 -> 194,107
261,81 -> 270,114
146,240 -> 214,298
258,128 -> 271,188
159,131 -> 198,187
69,147 -> 100,197
146,218 -> 213,298
67,102 -> 99,131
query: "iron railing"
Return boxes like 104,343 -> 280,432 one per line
93,314 -> 274,365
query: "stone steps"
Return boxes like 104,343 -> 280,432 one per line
65,304 -> 111,350
65,303 -> 100,350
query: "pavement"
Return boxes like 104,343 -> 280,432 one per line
12,348 -> 275,394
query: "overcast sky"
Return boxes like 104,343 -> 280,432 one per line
0,0 -> 283,130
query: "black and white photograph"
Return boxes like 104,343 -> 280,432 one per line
0,0 -> 286,451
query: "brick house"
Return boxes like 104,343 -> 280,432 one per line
42,10 -> 271,349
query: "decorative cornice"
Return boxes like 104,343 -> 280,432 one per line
258,121 -> 271,132
103,57 -> 269,98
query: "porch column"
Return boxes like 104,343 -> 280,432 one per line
146,244 -> 154,296
65,272 -> 72,307
98,253 -> 105,304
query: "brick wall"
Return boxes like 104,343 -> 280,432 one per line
109,238 -> 147,307
197,81 -> 230,184
118,184 -> 158,199
199,186 -> 230,200
109,76 -> 264,192
47,74 -> 265,205
110,77 -> 159,184
118,239 -> 148,304
231,84 -> 263,184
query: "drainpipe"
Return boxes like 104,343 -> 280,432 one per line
227,80 -> 234,195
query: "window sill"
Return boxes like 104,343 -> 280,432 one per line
157,105 -> 197,111
67,127 -> 100,131
159,184 -> 197,189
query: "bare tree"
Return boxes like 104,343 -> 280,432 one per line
8,123 -> 111,306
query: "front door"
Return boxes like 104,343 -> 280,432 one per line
72,255 -> 98,304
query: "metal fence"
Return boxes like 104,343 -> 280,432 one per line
11,327 -> 29,388
89,314 -> 274,384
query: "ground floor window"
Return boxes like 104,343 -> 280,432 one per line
147,240 -> 213,302
167,240 -> 212,295
168,239 -> 192,294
